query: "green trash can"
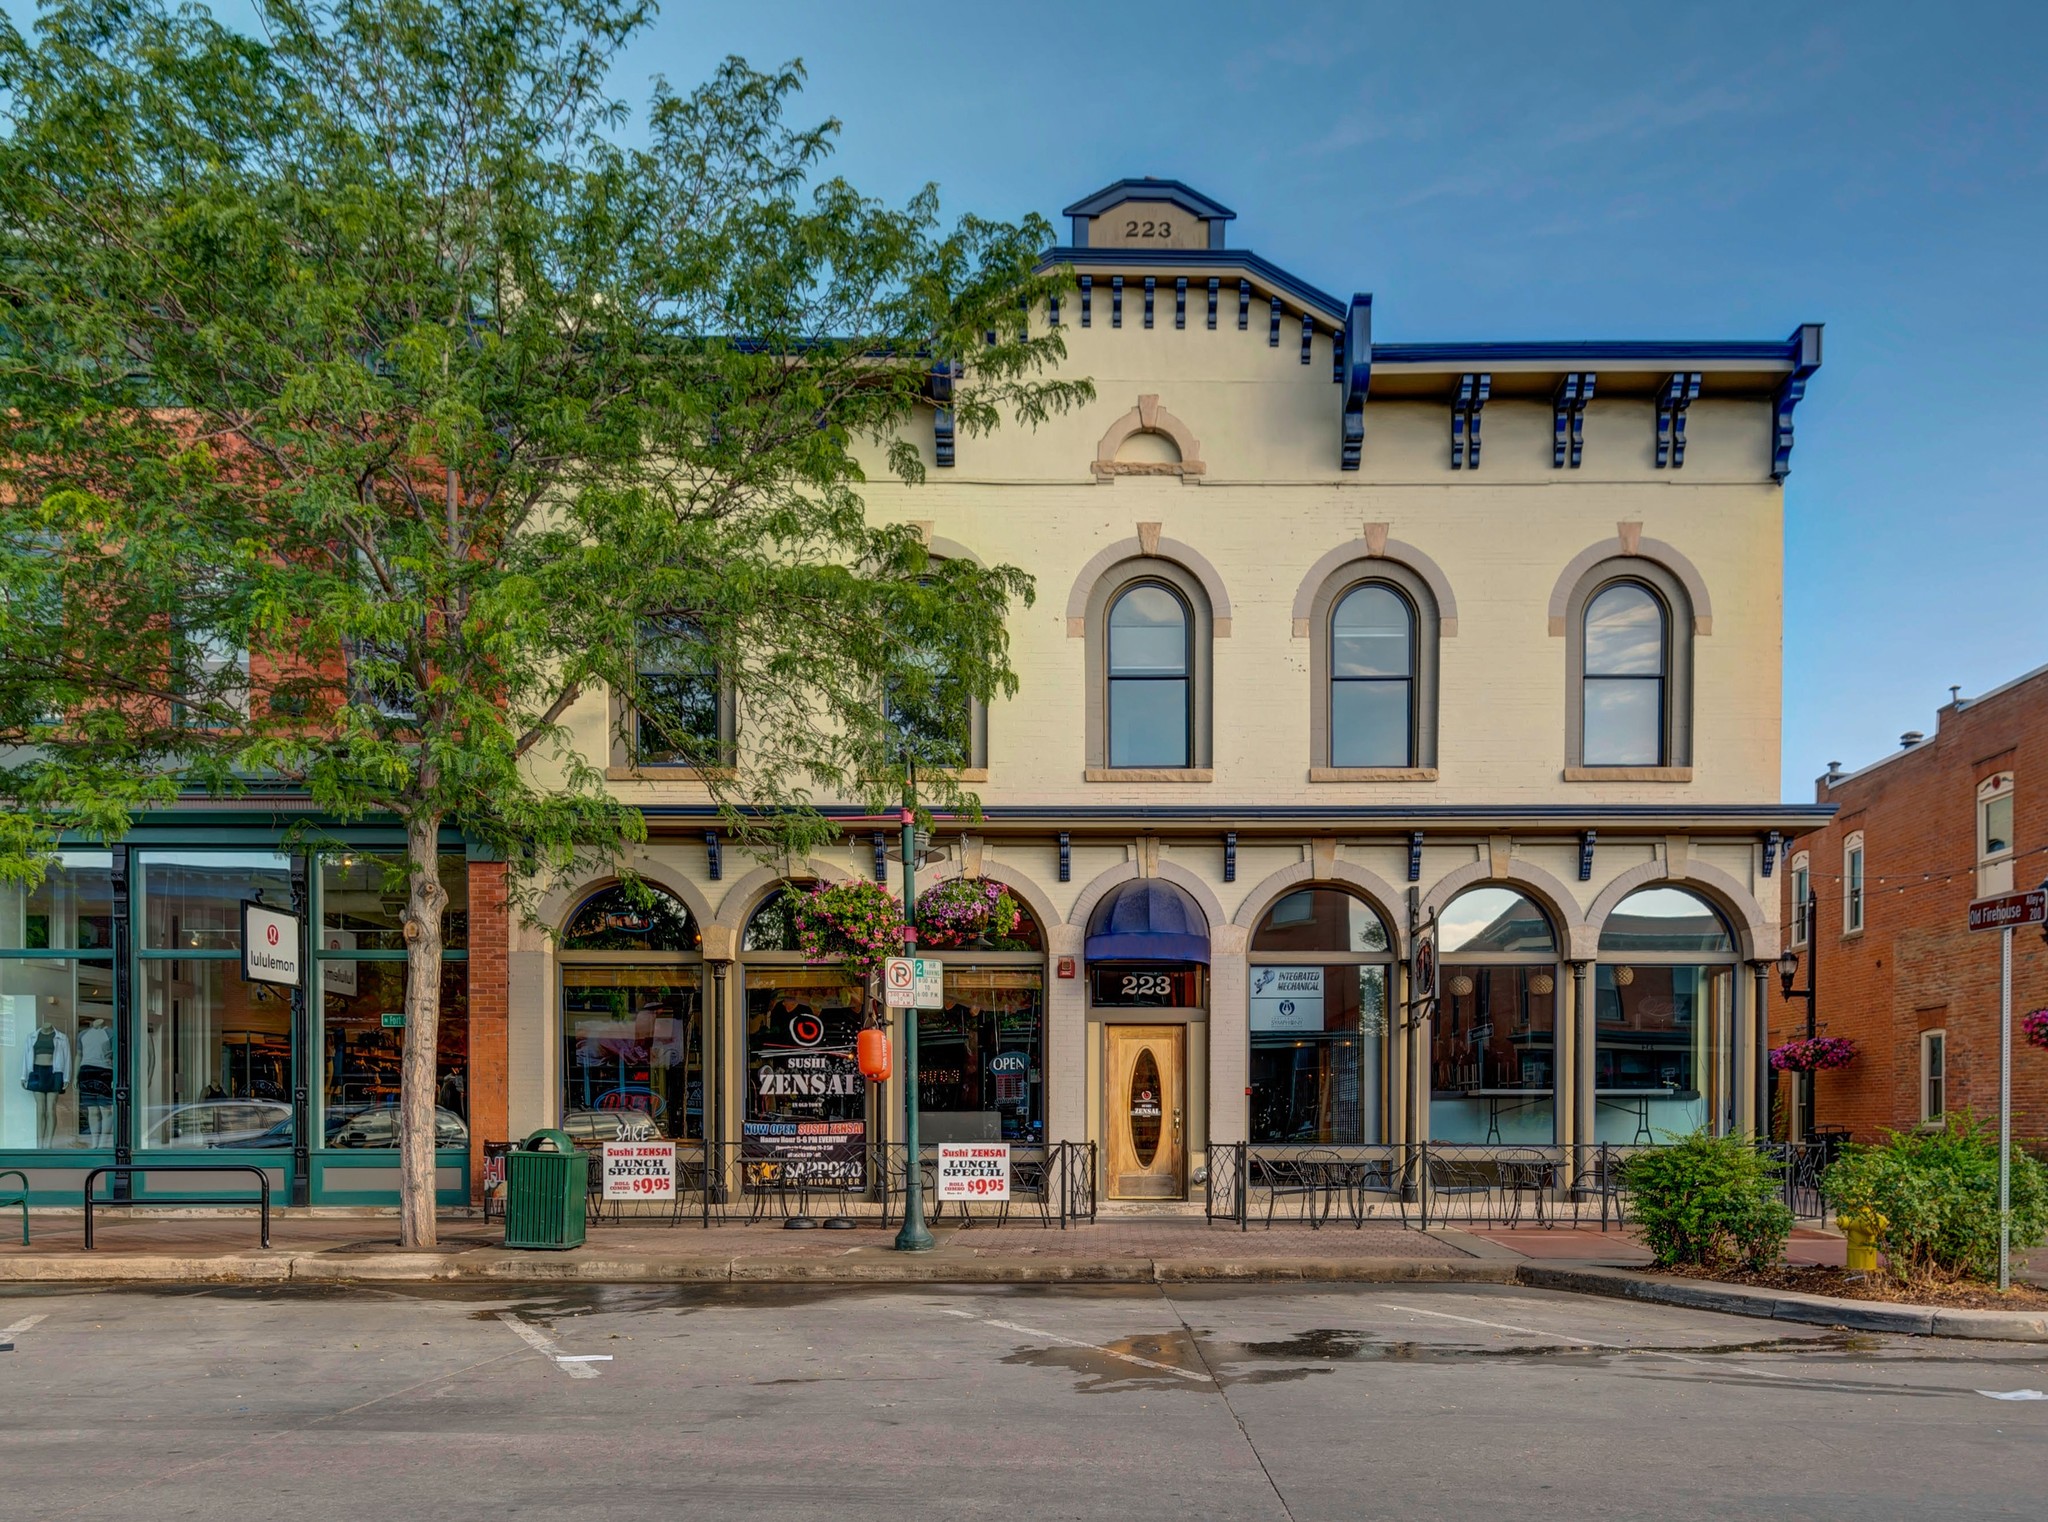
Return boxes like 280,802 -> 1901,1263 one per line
504,1129 -> 587,1250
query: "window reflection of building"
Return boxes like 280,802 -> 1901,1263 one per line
556,883 -> 703,1143
1594,887 -> 1735,1141
1431,887 -> 1559,1144
1248,888 -> 1392,1145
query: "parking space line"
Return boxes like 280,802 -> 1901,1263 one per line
1,1312 -> 47,1350
935,1306 -> 1214,1382
1379,1302 -> 1794,1381
495,1312 -> 602,1379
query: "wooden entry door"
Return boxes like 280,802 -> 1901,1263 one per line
1105,1025 -> 1185,1199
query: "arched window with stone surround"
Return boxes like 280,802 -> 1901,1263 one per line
1562,556 -> 1696,773
1106,581 -> 1193,768
1330,583 -> 1416,768
1431,887 -> 1560,1144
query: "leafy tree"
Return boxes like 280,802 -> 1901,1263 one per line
0,0 -> 1086,1244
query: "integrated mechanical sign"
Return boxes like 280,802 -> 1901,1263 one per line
1968,891 -> 2046,933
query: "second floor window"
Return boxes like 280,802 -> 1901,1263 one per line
1790,860 -> 1811,946
1844,835 -> 1865,933
635,618 -> 721,766
175,627 -> 249,729
1582,581 -> 1668,766
885,650 -> 971,769
1330,584 -> 1414,767
1107,582 -> 1192,768
1979,774 -> 2015,895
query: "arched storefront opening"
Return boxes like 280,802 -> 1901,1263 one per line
1595,887 -> 1737,1141
738,883 -> 868,1193
1087,880 -> 1209,1200
557,882 -> 705,1144
1248,887 -> 1394,1145
1432,887 -> 1560,1144
912,879 -> 1047,1146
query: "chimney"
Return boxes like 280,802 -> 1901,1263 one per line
1901,731 -> 1925,749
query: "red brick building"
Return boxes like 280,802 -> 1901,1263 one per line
1778,662 -> 2048,1144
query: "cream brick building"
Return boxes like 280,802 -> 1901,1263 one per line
514,179 -> 1831,1203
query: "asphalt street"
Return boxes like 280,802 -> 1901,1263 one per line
1,1280 -> 2043,1521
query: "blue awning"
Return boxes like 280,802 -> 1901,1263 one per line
1086,880 -> 1210,965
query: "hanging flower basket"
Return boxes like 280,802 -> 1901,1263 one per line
787,880 -> 906,983
914,877 -> 1025,950
2023,1009 -> 2048,1052
1769,1035 -> 1858,1073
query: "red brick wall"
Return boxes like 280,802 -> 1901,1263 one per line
467,860 -> 510,1201
1778,669 -> 2048,1143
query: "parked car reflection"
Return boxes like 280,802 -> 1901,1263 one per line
560,1108 -> 660,1144
143,1101 -> 294,1149
324,1101 -> 470,1149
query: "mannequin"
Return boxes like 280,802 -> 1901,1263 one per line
21,1022 -> 71,1148
75,1018 -> 113,1148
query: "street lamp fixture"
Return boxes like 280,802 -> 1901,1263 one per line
1776,946 -> 1800,1001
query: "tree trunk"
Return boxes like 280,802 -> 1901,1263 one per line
398,813 -> 449,1249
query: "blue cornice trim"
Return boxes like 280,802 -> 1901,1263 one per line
1770,323 -> 1824,482
632,802 -> 1836,828
1375,333 -> 1819,366
1038,246 -> 1344,322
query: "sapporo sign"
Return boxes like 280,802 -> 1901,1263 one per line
601,1141 -> 677,1202
936,1142 -> 1011,1202
1967,890 -> 2047,933
883,956 -> 945,1009
241,900 -> 303,988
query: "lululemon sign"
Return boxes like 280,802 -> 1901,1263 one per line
241,900 -> 303,988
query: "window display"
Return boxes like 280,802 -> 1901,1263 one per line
321,961 -> 469,1149
917,967 -> 1044,1143
561,968 -> 704,1142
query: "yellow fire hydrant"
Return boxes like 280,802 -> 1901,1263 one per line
1840,1208 -> 1885,1273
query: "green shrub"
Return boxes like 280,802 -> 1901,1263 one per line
1619,1132 -> 1794,1271
1821,1116 -> 2048,1284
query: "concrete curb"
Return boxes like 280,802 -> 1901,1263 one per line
1514,1264 -> 2048,1342
1,1250 -> 1503,1287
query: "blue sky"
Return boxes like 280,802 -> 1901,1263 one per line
18,1 -> 2046,798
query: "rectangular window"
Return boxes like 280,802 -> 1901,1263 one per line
1591,964 -> 1732,1140
1979,779 -> 2015,895
320,853 -> 469,953
1844,843 -> 1864,933
174,627 -> 250,729
1249,964 -> 1386,1144
140,960 -> 292,1149
635,617 -> 723,766
1429,965 -> 1557,1143
140,852 -> 292,952
917,966 -> 1044,1143
1790,865 -> 1810,947
742,969 -> 866,1191
561,967 -> 705,1142
320,960 -> 469,1148
1921,1030 -> 1946,1125
0,957 -> 115,1150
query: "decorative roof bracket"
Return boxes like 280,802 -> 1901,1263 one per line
1551,372 -> 1596,468
1450,372 -> 1491,469
1770,324 -> 1824,482
1655,372 -> 1700,468
1341,294 -> 1372,471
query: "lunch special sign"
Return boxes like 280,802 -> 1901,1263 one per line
601,1140 -> 677,1201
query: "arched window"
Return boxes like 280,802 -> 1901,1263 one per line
1330,585 -> 1415,768
1107,582 -> 1192,768
1595,887 -> 1737,1139
1582,582 -> 1667,766
1432,887 -> 1560,1143
1249,887 -> 1395,1144
562,883 -> 700,951
557,883 -> 704,1148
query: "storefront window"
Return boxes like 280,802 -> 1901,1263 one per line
142,851 -> 292,951
320,960 -> 469,1149
743,966 -> 866,1190
1250,889 -> 1392,1145
1595,887 -> 1736,1140
561,968 -> 704,1142
321,852 -> 469,952
1431,888 -> 1559,1143
918,966 -> 1044,1143
2,854 -> 115,1151
140,960 -> 293,1149
1,957 -> 115,1149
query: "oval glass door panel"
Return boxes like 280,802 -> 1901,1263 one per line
1129,1048 -> 1162,1166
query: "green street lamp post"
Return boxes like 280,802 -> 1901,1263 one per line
894,752 -> 935,1252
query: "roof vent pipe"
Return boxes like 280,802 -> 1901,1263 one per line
1901,731 -> 1925,748
1825,761 -> 1844,782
